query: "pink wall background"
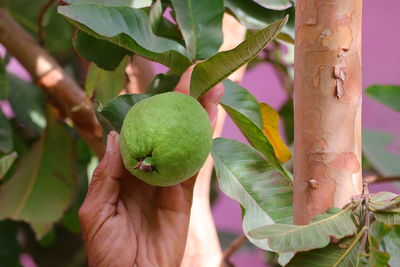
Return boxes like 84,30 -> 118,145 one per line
212,1 -> 400,265
3,1 -> 400,266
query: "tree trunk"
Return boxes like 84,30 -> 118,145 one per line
293,0 -> 363,224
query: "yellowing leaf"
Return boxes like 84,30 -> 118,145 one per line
259,103 -> 291,163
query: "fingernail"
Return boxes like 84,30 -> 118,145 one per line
106,131 -> 117,153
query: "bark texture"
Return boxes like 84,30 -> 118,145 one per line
293,0 -> 363,224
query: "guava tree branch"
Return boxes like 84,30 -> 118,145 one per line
220,234 -> 247,267
0,8 -> 105,157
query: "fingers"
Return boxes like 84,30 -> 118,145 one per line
200,84 -> 224,130
173,65 -> 195,95
174,65 -> 224,129
79,132 -> 124,223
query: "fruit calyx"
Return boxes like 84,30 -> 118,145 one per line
134,157 -> 154,172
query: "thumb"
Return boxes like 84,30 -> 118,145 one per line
79,132 -> 123,223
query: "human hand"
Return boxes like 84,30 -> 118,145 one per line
78,66 -> 224,267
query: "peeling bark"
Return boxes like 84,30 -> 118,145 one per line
293,0 -> 363,224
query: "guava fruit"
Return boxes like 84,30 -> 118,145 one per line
119,92 -> 212,186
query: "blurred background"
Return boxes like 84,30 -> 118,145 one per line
1,0 -> 400,266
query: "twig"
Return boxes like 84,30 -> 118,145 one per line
220,234 -> 247,267
365,175 -> 400,184
0,8 -> 105,157
38,0 -> 55,46
359,181 -> 371,253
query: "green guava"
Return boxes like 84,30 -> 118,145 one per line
119,92 -> 212,186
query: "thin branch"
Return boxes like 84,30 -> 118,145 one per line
359,181 -> 371,253
0,8 -> 105,157
365,175 -> 400,184
220,234 -> 247,267
38,0 -> 55,46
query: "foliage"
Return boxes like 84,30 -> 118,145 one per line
363,129 -> 400,176
366,84 -> 400,112
259,102 -> 291,163
59,4 -> 192,73
225,0 -> 295,41
190,16 -> 288,98
212,138 -> 293,250
0,108 -> 76,239
85,57 -> 129,105
170,0 -> 224,59
249,207 -> 357,253
0,57 -> 8,100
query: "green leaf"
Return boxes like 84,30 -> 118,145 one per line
225,0 -> 295,39
147,73 -> 180,94
74,31 -> 130,71
0,109 -> 76,239
8,74 -> 46,138
149,0 -> 182,41
249,207 -> 357,253
190,16 -> 287,99
7,0 -> 73,58
0,109 -> 12,153
371,193 -> 400,225
362,129 -> 400,176
222,80 -> 263,127
211,138 -> 292,250
0,152 -> 17,180
279,99 -> 294,144
382,225 -> 400,267
375,213 -> 400,225
220,80 -> 291,180
171,0 -> 224,59
97,94 -> 152,132
370,192 -> 400,212
287,228 -> 366,267
366,85 -> 400,112
369,221 -> 394,245
363,248 -> 390,267
64,0 -> 152,8
58,4 -> 192,74
0,220 -> 21,267
61,138 -> 91,234
85,57 -> 129,105
252,0 -> 292,10
0,57 -> 8,100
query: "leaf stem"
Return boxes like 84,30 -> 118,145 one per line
333,226 -> 367,267
359,181 -> 371,253
365,175 -> 400,184
38,0 -> 56,46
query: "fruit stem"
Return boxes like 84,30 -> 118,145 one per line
134,157 -> 154,172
